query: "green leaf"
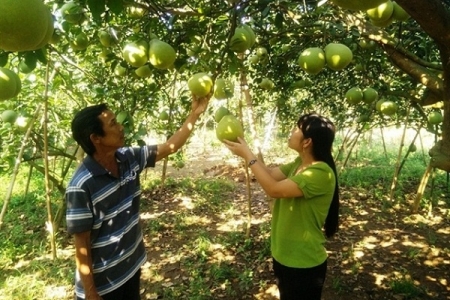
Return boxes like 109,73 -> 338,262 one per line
275,13 -> 284,29
107,0 -> 124,15
87,0 -> 106,21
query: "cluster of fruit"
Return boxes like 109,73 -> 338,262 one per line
214,107 -> 244,143
366,0 -> 410,28
298,43 -> 353,75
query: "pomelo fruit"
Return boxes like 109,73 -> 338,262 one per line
367,0 -> 394,22
188,72 -> 213,97
248,55 -> 260,64
60,2 -> 84,24
392,2 -> 410,21
380,101 -> 398,116
71,32 -> 89,51
159,111 -> 169,121
214,78 -> 230,99
329,0 -> 386,11
362,87 -> 378,104
230,27 -> 252,53
256,47 -> 268,57
345,87 -> 363,105
0,67 -> 21,100
427,111 -> 443,125
240,24 -> 256,48
0,0 -> 54,52
297,47 -> 325,75
324,43 -> 353,71
259,78 -> 275,90
135,65 -> 152,78
122,41 -> 148,68
214,106 -> 231,123
216,114 -> 244,142
409,144 -> 417,153
149,39 -> 176,70
114,65 -> 127,77
1,110 -> 18,123
98,30 -> 113,47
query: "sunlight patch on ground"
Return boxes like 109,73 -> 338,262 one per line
253,284 -> 279,299
140,211 -> 165,220
373,273 -> 388,286
45,286 -> 69,299
216,218 -> 244,231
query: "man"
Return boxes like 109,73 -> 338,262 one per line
65,93 -> 210,300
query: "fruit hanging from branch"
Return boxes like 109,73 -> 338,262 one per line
0,0 -> 54,52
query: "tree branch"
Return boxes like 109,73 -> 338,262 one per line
383,43 -> 444,98
394,0 -> 450,46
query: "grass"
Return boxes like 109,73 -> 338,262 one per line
0,127 -> 449,299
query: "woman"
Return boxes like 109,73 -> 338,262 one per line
223,112 -> 340,300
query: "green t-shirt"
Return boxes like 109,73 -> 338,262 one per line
272,157 -> 336,268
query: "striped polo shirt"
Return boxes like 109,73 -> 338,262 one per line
65,145 -> 157,298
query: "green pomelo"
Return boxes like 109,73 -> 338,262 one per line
116,111 -> 134,129
256,47 -> 268,57
1,110 -> 18,123
375,99 -> 384,112
122,41 -> 148,68
33,10 -> 55,49
392,2 -> 410,21
149,40 -> 176,70
259,78 -> 275,90
345,87 -> 363,105
370,15 -> 394,28
359,39 -> 376,49
248,55 -> 259,64
0,68 -> 21,100
357,115 -> 370,123
409,144 -> 417,153
291,80 -> 306,89
240,24 -> 256,48
324,43 -> 353,71
98,30 -> 113,47
230,28 -> 251,53
159,111 -> 169,121
380,101 -> 398,116
71,32 -> 89,51
114,65 -> 127,77
60,2 -> 84,24
135,65 -> 152,78
329,0 -> 386,10
367,0 -> 394,22
297,47 -> 325,75
214,107 -> 231,123
188,72 -> 213,97
216,115 -> 244,142
427,111 -> 443,125
0,0 -> 53,52
362,87 -> 378,104
214,78 -> 229,99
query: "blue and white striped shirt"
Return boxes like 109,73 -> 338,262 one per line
66,145 -> 157,298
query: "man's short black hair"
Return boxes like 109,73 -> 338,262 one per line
71,103 -> 108,156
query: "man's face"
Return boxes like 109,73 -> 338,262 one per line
94,110 -> 125,150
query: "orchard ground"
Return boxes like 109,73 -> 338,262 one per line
0,126 -> 449,299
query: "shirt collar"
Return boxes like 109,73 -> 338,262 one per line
83,148 -> 129,176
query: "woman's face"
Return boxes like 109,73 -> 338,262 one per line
288,125 -> 304,152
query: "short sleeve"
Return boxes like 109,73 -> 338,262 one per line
65,186 -> 94,234
290,164 -> 335,199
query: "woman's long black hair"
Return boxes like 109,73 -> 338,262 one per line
298,113 -> 340,238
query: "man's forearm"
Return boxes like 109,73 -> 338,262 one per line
74,232 -> 101,299
156,111 -> 200,161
